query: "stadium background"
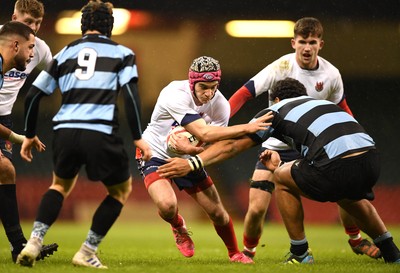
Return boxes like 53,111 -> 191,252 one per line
1,0 -> 399,224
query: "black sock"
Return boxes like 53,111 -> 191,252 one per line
6,225 -> 27,255
91,195 -> 123,236
290,242 -> 309,257
36,189 -> 64,225
375,237 -> 400,262
0,184 -> 26,253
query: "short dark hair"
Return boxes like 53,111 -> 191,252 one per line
269,77 -> 307,101
0,20 -> 35,41
81,0 -> 114,37
294,17 -> 323,39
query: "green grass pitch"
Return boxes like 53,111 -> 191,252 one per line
1,221 -> 399,273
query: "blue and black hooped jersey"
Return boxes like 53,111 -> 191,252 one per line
29,34 -> 138,135
249,95 -> 375,167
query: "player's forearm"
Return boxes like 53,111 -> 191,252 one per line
196,113 -> 272,144
0,125 -> 24,144
0,125 -> 12,140
196,125 -> 244,143
8,131 -> 25,144
24,86 -> 45,138
157,137 -> 255,178
123,82 -> 143,140
195,137 -> 255,168
195,122 -> 255,144
198,140 -> 234,167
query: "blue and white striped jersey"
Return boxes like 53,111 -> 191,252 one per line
249,96 -> 375,167
32,34 -> 138,135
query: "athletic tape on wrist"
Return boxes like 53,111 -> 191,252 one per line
187,155 -> 204,171
194,155 -> 204,168
8,131 -> 25,144
187,157 -> 196,171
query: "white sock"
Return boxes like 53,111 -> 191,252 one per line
244,246 -> 256,253
349,233 -> 362,240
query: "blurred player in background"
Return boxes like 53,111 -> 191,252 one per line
137,56 -> 271,263
157,77 -> 400,265
16,0 -> 151,269
0,0 -> 57,263
228,17 -> 381,261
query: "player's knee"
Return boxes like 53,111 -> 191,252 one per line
157,200 -> 178,217
248,204 -> 268,218
108,178 -> 132,204
0,160 -> 16,184
118,189 -> 132,204
208,207 -> 229,225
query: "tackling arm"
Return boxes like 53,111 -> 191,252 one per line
201,137 -> 256,166
159,107 -> 275,178
157,136 -> 256,178
184,111 -> 273,144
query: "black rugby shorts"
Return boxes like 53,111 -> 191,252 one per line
53,128 -> 130,185
291,149 -> 380,202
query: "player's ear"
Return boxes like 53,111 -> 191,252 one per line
291,38 -> 296,49
14,41 -> 19,52
319,39 -> 324,50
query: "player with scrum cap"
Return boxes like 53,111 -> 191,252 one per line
137,56 -> 272,263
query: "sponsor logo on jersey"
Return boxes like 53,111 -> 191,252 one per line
279,60 -> 290,71
315,81 -> 324,92
5,71 -> 30,80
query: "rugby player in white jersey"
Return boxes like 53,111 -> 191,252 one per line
137,56 -> 271,263
228,17 -> 381,260
0,0 -> 56,263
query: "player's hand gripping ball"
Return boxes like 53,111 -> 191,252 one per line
167,126 -> 203,154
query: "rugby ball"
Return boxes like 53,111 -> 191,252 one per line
167,126 -> 203,154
